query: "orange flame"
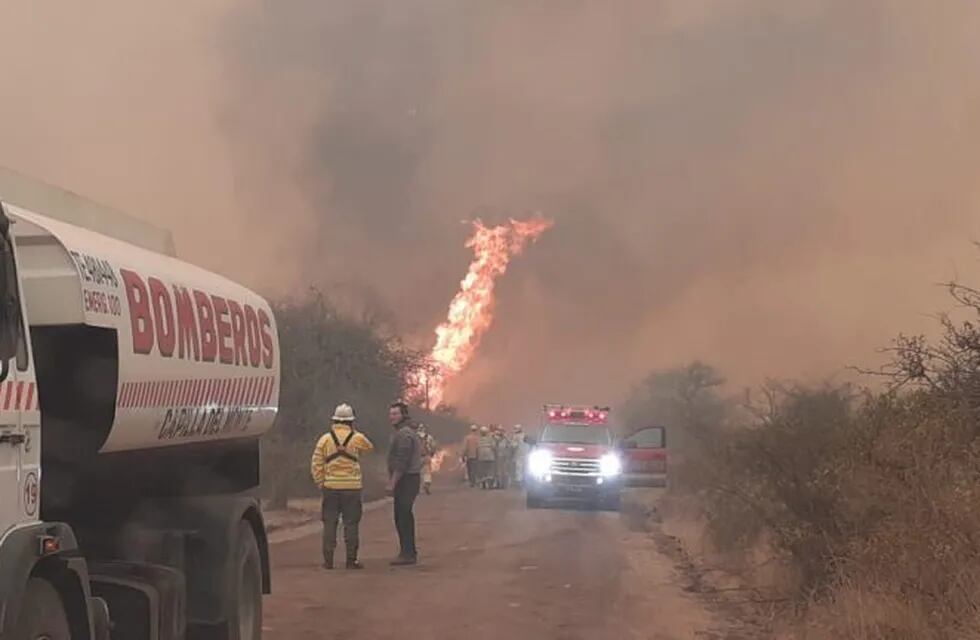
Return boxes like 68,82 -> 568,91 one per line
430,448 -> 448,472
421,216 -> 553,408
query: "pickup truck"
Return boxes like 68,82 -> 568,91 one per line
524,406 -> 624,511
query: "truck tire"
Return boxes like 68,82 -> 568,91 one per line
229,521 -> 263,640
11,578 -> 72,640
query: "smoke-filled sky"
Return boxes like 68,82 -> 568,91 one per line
1,1 -> 980,422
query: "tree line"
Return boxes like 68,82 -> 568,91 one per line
262,290 -> 466,507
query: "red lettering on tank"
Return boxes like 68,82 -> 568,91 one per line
212,295 -> 234,365
173,286 -> 200,361
193,291 -> 217,363
259,309 -> 274,369
228,300 -> 247,366
121,269 -> 154,355
244,305 -> 261,368
149,278 -> 175,357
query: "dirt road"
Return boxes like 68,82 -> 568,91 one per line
262,483 -> 743,640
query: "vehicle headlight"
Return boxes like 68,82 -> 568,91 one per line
599,453 -> 623,477
528,449 -> 553,478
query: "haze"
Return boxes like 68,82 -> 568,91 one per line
1,0 -> 978,422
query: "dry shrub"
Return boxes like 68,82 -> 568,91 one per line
650,282 -> 980,638
690,384 -> 980,638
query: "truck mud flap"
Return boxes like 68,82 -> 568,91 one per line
89,561 -> 186,640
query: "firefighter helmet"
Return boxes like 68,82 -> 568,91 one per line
332,403 -> 355,422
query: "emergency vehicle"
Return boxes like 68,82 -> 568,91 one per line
0,169 -> 278,640
524,405 -> 623,510
621,426 -> 668,487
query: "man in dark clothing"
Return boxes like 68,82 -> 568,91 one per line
386,400 -> 422,565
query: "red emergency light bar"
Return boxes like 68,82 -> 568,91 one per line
543,405 -> 611,424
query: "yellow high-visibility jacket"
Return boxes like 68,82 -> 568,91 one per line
311,423 -> 375,490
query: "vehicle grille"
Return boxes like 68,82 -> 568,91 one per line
551,457 -> 601,476
552,474 -> 599,486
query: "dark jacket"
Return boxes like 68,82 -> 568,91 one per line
387,419 -> 422,475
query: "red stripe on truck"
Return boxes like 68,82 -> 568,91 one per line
242,377 -> 252,407
114,376 -> 279,410
247,377 -> 257,407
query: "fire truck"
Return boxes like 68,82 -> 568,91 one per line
0,170 -> 278,640
524,405 -> 623,510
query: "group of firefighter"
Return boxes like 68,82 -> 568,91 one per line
461,424 -> 528,490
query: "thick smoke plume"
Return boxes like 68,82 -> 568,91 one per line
1,1 -> 979,422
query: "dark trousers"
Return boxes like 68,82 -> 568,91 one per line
322,488 -> 363,563
465,458 -> 477,487
393,473 -> 420,558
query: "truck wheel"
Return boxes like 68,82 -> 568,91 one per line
11,578 -> 71,640
229,522 -> 263,640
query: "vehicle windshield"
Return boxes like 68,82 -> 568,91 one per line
540,424 -> 612,445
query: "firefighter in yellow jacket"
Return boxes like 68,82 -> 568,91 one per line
311,403 -> 374,569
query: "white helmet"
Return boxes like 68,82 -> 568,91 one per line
332,403 -> 355,422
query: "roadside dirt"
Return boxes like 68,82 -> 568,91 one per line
262,479 -> 762,639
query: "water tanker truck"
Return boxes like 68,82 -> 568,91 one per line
0,171 -> 279,640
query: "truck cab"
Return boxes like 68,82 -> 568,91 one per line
0,173 -> 279,640
524,405 -> 624,511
